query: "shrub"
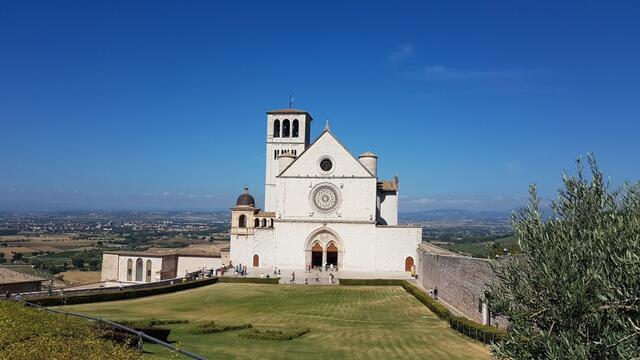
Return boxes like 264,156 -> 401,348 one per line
338,279 -> 405,286
218,277 -> 279,284
448,316 -> 505,345
189,321 -> 253,334
29,278 -> 219,306
400,282 -> 451,320
238,328 -> 310,341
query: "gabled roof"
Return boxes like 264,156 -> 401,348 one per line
278,128 -> 376,178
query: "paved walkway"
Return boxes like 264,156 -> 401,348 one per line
225,267 -> 413,285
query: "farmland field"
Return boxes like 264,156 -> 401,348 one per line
63,283 -> 491,360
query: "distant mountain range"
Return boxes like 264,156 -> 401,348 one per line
399,209 -> 514,222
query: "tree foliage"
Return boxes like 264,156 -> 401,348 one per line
487,155 -> 640,359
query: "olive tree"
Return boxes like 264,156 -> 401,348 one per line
487,155 -> 640,359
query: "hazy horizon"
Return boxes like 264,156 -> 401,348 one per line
2,1 -> 639,212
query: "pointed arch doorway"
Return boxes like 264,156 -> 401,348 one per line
326,242 -> 338,267
311,243 -> 323,268
304,228 -> 344,270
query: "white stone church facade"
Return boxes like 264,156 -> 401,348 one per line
230,108 -> 421,272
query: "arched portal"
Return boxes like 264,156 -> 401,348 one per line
304,228 -> 344,270
311,242 -> 323,268
253,254 -> 259,267
405,256 -> 414,272
326,242 -> 338,267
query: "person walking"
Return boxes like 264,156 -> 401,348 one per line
315,273 -> 319,283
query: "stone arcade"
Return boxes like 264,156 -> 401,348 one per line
230,108 -> 422,272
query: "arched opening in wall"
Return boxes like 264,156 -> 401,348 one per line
252,254 -> 259,267
282,119 -> 290,137
273,120 -> 280,137
261,218 -> 267,227
292,119 -> 299,137
254,218 -> 260,227
239,215 -> 246,228
311,242 -> 323,268
127,259 -> 133,281
145,259 -> 152,282
404,256 -> 414,272
326,242 -> 338,267
270,219 -> 274,227
135,258 -> 143,281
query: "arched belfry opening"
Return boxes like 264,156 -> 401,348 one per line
273,119 -> 280,137
292,119 -> 299,137
282,119 -> 290,137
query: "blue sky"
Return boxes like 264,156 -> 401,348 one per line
1,1 -> 639,211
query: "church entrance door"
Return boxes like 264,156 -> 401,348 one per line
326,242 -> 338,267
311,243 -> 323,268
405,256 -> 414,272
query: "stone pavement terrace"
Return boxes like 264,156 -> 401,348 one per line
223,266 -> 414,285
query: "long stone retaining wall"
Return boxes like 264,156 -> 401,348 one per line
416,244 -> 508,328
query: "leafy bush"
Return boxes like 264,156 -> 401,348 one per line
238,328 -> 310,341
487,156 -> 640,359
189,321 -> 252,334
0,300 -> 141,359
448,316 -> 505,344
400,282 -> 451,320
218,277 -> 279,284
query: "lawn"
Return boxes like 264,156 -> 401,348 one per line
62,283 -> 491,360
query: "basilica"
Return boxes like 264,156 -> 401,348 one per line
230,108 -> 422,272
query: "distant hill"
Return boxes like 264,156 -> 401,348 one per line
399,209 -> 514,222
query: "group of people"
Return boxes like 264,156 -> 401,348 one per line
305,263 -> 338,273
233,264 -> 248,277
288,271 -> 336,285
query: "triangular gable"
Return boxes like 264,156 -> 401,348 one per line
279,130 -> 375,178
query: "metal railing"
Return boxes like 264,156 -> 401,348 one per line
14,299 -> 208,360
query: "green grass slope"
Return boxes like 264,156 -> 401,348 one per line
63,283 -> 491,360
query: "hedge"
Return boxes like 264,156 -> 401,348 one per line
238,328 -> 311,341
449,316 -> 505,344
189,321 -> 253,334
28,278 -> 219,306
339,278 -> 504,344
218,277 -> 280,284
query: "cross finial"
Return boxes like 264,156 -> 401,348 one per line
289,94 -> 294,108
324,120 -> 330,132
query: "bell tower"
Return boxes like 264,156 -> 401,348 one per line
264,108 -> 312,211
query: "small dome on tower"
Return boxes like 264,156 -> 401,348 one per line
236,185 -> 255,207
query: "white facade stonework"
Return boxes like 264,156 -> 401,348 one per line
230,109 -> 422,272
100,249 -> 224,283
